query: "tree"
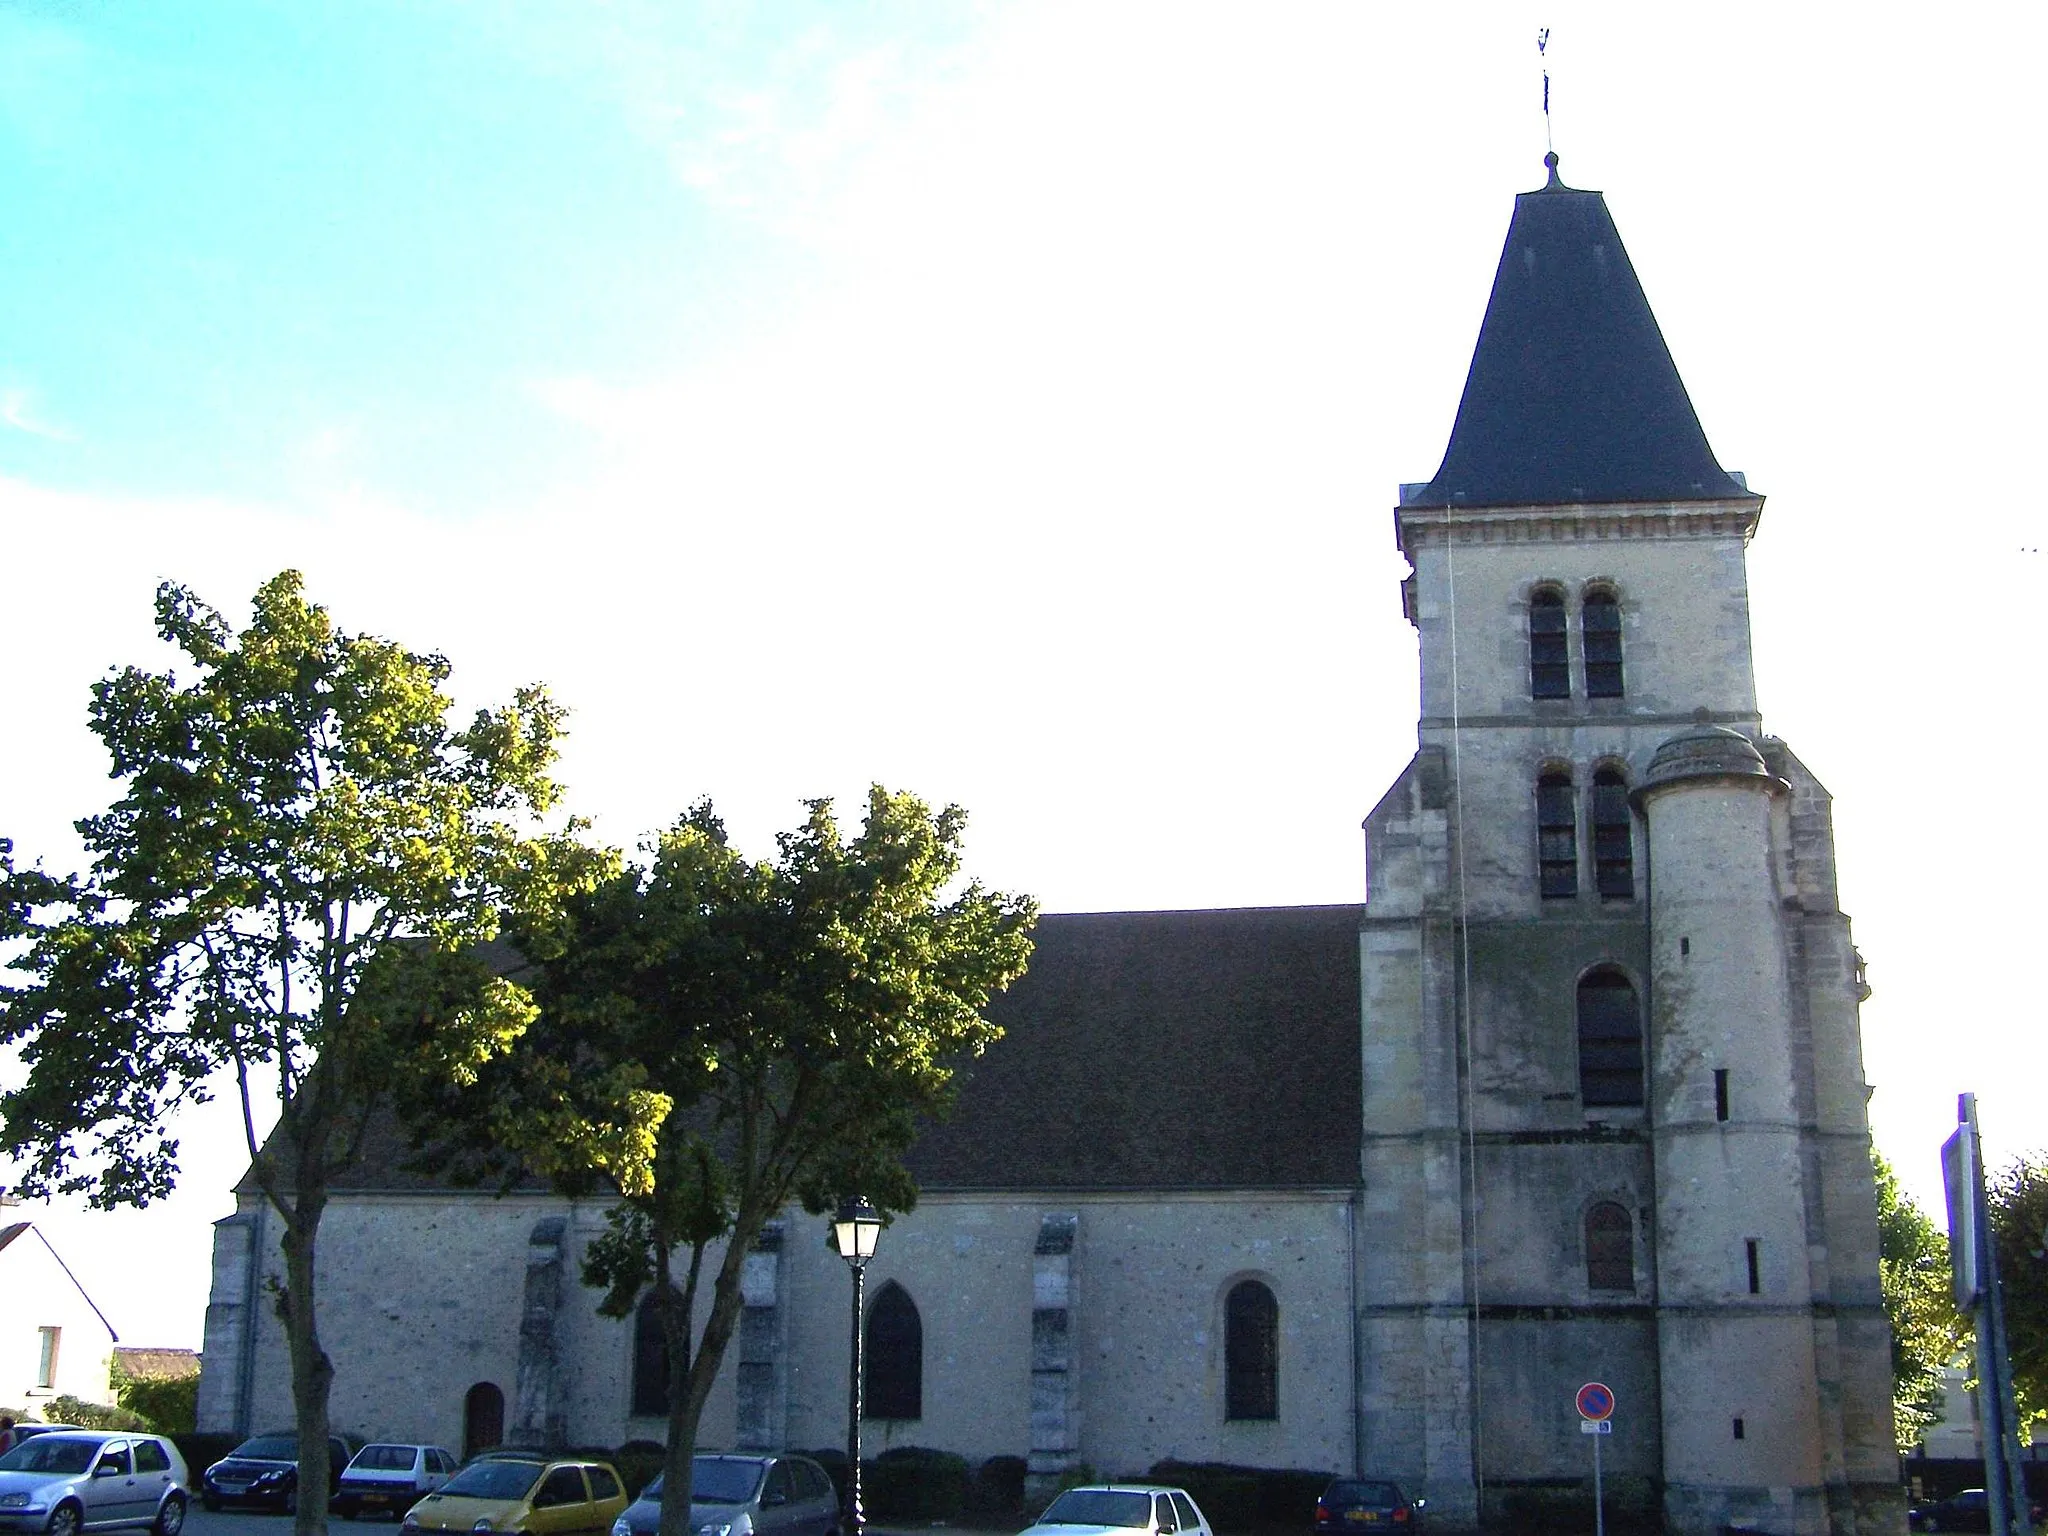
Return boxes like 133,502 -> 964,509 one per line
1876,1149 -> 1966,1452
458,790 -> 1034,1536
1988,1153 -> 2048,1435
0,572 -> 597,1536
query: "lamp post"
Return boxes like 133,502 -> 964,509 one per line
832,1197 -> 883,1536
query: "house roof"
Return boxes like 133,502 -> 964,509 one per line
266,904 -> 1366,1198
111,1347 -> 200,1382
1401,154 -> 1756,510
906,904 -> 1364,1190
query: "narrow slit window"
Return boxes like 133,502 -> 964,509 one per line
1591,768 -> 1633,899
1584,1203 -> 1634,1291
1583,589 -> 1624,697
35,1327 -> 59,1389
1714,1069 -> 1730,1123
1577,969 -> 1643,1107
1529,588 -> 1570,699
1537,771 -> 1578,899
631,1289 -> 670,1417
1746,1240 -> 1761,1294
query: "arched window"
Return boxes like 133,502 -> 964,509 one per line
864,1281 -> 922,1421
1529,587 -> 1570,699
631,1289 -> 670,1418
1591,768 -> 1633,900
1578,969 -> 1643,1107
1224,1279 -> 1278,1421
1537,770 -> 1578,899
462,1382 -> 505,1460
1585,1203 -> 1635,1291
1582,588 -> 1623,698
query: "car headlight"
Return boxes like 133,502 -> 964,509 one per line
0,1493 -> 30,1509
473,1521 -> 495,1533
697,1524 -> 732,1536
612,1521 -> 631,1536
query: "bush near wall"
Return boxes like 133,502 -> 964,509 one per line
45,1397 -> 152,1433
964,1455 -> 1027,1516
170,1433 -> 243,1476
802,1447 -> 979,1523
610,1442 -> 667,1500
112,1374 -> 198,1434
1147,1463 -> 1332,1533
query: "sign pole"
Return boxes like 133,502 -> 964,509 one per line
1575,1382 -> 1615,1536
1592,1425 -> 1604,1536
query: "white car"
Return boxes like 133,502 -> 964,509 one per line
0,1431 -> 190,1536
1024,1485 -> 1213,1536
335,1446 -> 458,1521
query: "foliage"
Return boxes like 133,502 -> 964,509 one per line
44,1395 -> 152,1432
1988,1153 -> 2048,1435
1876,1150 -> 1967,1451
0,571 -> 594,1536
111,1371 -> 199,1434
868,1446 -> 969,1521
457,788 -> 1034,1536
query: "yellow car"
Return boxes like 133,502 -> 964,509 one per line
401,1457 -> 627,1536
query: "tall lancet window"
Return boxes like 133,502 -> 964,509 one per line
1224,1280 -> 1279,1420
1591,768 -> 1634,899
1585,1203 -> 1635,1291
864,1281 -> 922,1420
1582,588 -> 1624,697
1529,587 -> 1570,699
1537,770 -> 1578,899
1577,968 -> 1644,1108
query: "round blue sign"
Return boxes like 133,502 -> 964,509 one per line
1576,1381 -> 1616,1421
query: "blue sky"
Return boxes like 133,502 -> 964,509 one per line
3,3 -> 2045,1350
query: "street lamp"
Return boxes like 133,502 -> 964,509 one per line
832,1197 -> 883,1536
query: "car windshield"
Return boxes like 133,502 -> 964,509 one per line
352,1447 -> 418,1472
1329,1483 -> 1400,1505
0,1438 -> 99,1475
440,1462 -> 545,1501
231,1437 -> 299,1462
1040,1491 -> 1154,1528
638,1460 -> 765,1506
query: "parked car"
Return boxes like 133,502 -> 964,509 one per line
1314,1479 -> 1424,1531
0,1429 -> 190,1536
201,1434 -> 362,1513
401,1455 -> 627,1536
335,1447 -> 458,1522
610,1454 -> 838,1536
1908,1489 -> 2046,1533
1023,1484 -> 1213,1536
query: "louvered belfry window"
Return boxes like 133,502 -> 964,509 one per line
1582,589 -> 1624,697
1530,588 -> 1570,698
1538,771 -> 1578,899
1577,969 -> 1644,1107
1225,1279 -> 1279,1420
1591,768 -> 1633,899
864,1281 -> 923,1420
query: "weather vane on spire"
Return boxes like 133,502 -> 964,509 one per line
1537,29 -> 1555,155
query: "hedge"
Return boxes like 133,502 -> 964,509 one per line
1148,1462 -> 1334,1532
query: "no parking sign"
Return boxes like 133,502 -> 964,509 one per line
1576,1381 -> 1616,1421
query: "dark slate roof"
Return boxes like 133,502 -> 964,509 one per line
906,905 -> 1363,1191
251,905 -> 1364,1197
1402,155 -> 1756,509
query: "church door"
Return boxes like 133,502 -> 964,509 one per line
464,1382 -> 505,1459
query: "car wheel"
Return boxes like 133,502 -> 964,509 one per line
284,1486 -> 298,1517
47,1503 -> 82,1536
1923,1520 -> 1938,1534
156,1494 -> 188,1536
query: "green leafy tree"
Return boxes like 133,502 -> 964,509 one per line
461,790 -> 1034,1536
0,572 -> 600,1535
1876,1149 -> 1967,1452
1989,1154 -> 2048,1435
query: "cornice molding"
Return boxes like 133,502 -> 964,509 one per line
1395,498 -> 1763,556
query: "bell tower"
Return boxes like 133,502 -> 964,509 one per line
1358,155 -> 1899,1536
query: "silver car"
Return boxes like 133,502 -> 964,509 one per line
0,1431 -> 190,1536
1023,1485 -> 1213,1536
610,1454 -> 838,1536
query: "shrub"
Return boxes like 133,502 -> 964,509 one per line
966,1455 -> 1027,1516
46,1396 -> 151,1433
867,1446 -> 969,1522
171,1433 -> 243,1476
611,1441 -> 667,1500
1147,1462 -> 1333,1534
113,1375 -> 199,1434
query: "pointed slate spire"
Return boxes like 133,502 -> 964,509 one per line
1403,154 -> 1755,509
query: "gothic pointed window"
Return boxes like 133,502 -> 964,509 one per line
1578,968 -> 1643,1107
1224,1279 -> 1279,1420
1592,768 -> 1633,899
864,1281 -> 922,1421
1538,770 -> 1578,899
1530,587 -> 1570,699
631,1288 -> 670,1418
1582,588 -> 1623,698
1585,1203 -> 1634,1290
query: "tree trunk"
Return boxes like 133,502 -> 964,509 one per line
277,1185 -> 334,1536
653,1216 -> 767,1536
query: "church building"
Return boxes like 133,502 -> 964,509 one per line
198,156 -> 1901,1536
